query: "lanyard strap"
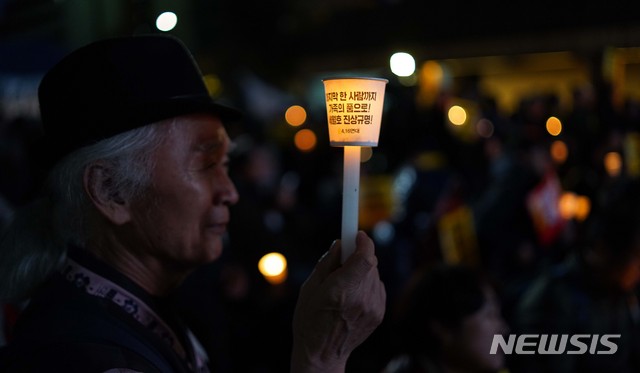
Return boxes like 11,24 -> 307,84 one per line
61,259 -> 209,372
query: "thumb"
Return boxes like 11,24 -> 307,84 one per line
339,231 -> 378,285
305,239 -> 342,286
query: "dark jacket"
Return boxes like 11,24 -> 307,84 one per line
0,249 -> 207,373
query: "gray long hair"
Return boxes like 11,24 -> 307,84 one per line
0,121 -> 170,301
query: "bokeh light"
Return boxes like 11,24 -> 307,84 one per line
285,105 -> 307,126
420,60 -> 444,82
203,74 -> 222,96
294,129 -> 317,152
373,220 -> 395,245
258,252 -> 288,285
550,140 -> 568,164
558,191 -> 591,221
558,191 -> 578,220
574,195 -> 591,221
604,151 -> 623,177
546,116 -> 562,136
390,52 -> 416,77
156,11 -> 177,32
448,105 -> 467,125
417,60 -> 445,108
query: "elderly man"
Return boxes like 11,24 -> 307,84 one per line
0,35 -> 385,372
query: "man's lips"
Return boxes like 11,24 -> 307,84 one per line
205,222 -> 228,234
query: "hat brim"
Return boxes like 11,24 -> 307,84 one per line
138,95 -> 243,124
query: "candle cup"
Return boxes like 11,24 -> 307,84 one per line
322,77 -> 388,262
322,77 -> 388,147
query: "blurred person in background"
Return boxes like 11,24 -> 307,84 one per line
382,263 -> 508,373
0,34 -> 386,372
510,176 -> 640,373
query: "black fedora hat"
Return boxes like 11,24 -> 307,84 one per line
38,34 -> 242,167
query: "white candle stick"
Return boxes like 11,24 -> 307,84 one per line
341,145 -> 360,263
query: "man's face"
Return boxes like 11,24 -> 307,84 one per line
129,113 -> 238,269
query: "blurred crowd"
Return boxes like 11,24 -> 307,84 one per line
2,68 -> 640,372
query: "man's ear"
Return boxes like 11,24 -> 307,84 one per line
84,162 -> 131,225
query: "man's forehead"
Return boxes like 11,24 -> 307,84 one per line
191,134 -> 234,161
195,125 -> 229,149
164,113 -> 229,146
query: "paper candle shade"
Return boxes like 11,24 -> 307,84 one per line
322,77 -> 388,147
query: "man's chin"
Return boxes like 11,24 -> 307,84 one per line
175,241 -> 224,269
201,241 -> 224,263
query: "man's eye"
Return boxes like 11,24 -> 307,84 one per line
203,159 -> 230,171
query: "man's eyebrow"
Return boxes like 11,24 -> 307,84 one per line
195,139 -> 236,153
